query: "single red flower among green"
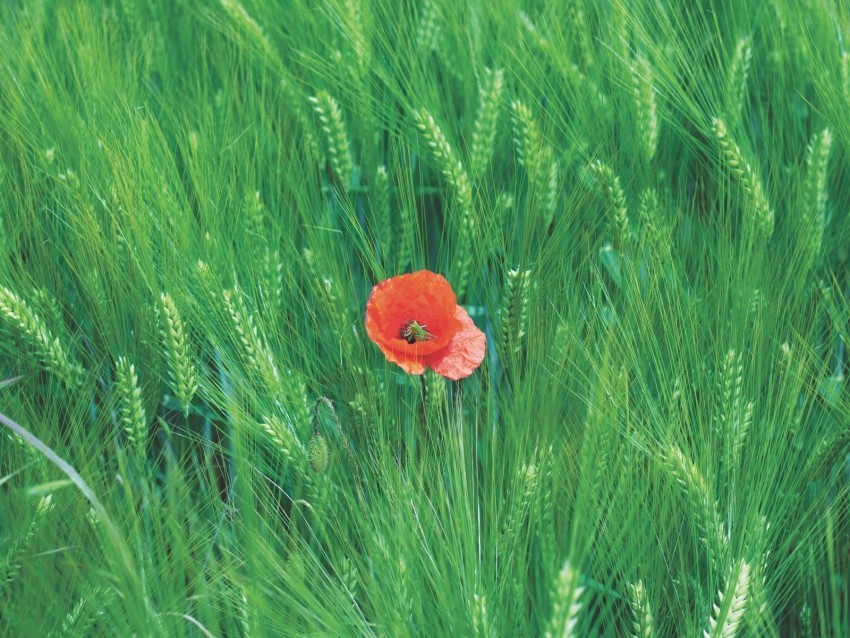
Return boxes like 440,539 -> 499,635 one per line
365,270 -> 486,380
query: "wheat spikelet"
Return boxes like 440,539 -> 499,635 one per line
309,92 -> 354,188
158,292 -> 198,416
632,55 -> 658,162
704,559 -> 750,638
589,161 -> 630,250
115,357 -> 147,454
470,68 -> 505,178
0,286 -> 83,387
544,561 -> 584,638
628,580 -> 655,638
664,445 -> 726,565
801,128 -> 832,272
413,108 -> 474,214
712,117 -> 774,238
727,38 -> 752,120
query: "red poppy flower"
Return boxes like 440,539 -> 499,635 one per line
365,270 -> 486,380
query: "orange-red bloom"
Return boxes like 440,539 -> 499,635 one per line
365,270 -> 486,380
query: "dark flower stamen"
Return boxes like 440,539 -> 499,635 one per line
399,319 -> 434,344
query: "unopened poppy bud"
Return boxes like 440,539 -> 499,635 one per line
286,550 -> 306,582
307,433 -> 329,473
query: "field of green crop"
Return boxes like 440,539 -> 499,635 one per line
2,0 -> 850,635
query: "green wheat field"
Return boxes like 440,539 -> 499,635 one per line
2,0 -> 850,635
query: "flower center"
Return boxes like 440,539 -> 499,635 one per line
399,319 -> 434,344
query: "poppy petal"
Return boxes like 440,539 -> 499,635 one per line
424,306 -> 486,380
365,270 -> 460,357
371,338 -> 427,375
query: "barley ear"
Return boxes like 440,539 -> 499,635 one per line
631,55 -> 658,163
511,100 -> 558,226
0,286 -> 84,387
589,161 -> 630,250
309,91 -> 354,189
499,266 -> 531,359
500,461 -> 539,547
413,108 -> 474,214
470,68 -> 505,179
663,445 -> 726,565
413,108 -> 476,297
158,292 -> 198,416
628,580 -> 656,638
115,357 -> 148,457
544,561 -> 584,638
801,128 -> 832,272
0,495 -> 54,594
258,414 -> 303,463
704,559 -> 750,638
472,592 -> 492,638
222,286 -> 279,389
58,586 -> 114,638
219,0 -> 276,60
373,165 -> 393,263
416,0 -> 441,54
712,117 -> 774,238
727,37 -> 752,121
